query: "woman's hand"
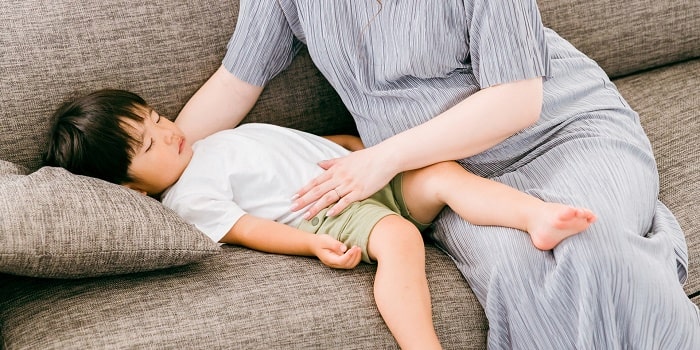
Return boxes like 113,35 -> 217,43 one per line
292,147 -> 397,218
293,77 -> 542,219
313,234 -> 362,269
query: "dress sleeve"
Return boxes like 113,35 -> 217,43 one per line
465,0 -> 551,88
222,0 -> 302,86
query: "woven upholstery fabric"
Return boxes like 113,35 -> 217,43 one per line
0,160 -> 28,176
539,0 -> 700,79
0,0 -> 353,171
0,167 -> 220,278
0,244 -> 487,349
615,60 -> 700,298
0,0 -> 698,348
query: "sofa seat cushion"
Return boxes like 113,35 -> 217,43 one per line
0,166 -> 220,278
0,244 -> 487,349
614,59 -> 700,298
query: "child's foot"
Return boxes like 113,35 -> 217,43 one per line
528,204 -> 596,250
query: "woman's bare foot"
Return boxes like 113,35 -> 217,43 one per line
527,204 -> 596,250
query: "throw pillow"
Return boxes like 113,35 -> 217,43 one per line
0,166 -> 220,278
0,159 -> 29,176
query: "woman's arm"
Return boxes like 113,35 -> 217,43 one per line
293,77 -> 543,217
175,65 -> 264,143
220,214 -> 362,269
377,77 -> 542,170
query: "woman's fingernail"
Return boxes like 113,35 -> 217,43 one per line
290,193 -> 299,200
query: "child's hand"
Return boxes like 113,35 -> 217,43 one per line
313,234 -> 362,269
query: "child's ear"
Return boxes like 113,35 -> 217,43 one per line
122,183 -> 148,196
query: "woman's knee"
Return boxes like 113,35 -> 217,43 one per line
553,226 -> 672,285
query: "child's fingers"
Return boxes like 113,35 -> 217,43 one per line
324,246 -> 361,269
317,234 -> 347,254
338,246 -> 362,269
314,235 -> 362,269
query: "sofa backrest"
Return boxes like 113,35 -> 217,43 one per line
1,0 -> 698,170
538,0 -> 700,78
0,0 -> 353,171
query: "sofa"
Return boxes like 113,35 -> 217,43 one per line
0,0 -> 697,348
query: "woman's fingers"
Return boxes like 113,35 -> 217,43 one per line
325,191 -> 355,216
293,169 -> 331,200
317,158 -> 336,170
295,158 -> 337,200
305,189 -> 344,219
292,158 -> 352,217
291,173 -> 334,211
293,148 -> 397,218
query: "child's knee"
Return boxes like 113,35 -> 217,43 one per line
410,161 -> 464,190
368,215 -> 424,260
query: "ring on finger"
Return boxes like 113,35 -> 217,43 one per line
333,188 -> 342,198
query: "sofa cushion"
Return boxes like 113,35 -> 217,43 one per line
0,166 -> 220,278
614,59 -> 700,297
0,244 -> 487,349
0,159 -> 29,176
539,0 -> 700,79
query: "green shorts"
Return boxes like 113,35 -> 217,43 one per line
297,174 -> 431,263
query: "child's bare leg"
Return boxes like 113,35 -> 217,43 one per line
367,215 -> 442,350
401,161 -> 596,250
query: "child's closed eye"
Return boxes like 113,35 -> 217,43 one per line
146,138 -> 154,152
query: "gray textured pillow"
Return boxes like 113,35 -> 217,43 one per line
0,166 -> 220,278
0,159 -> 28,176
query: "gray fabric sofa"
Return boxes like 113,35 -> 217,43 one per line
0,0 -> 698,348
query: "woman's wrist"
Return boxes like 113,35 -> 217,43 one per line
368,141 -> 403,175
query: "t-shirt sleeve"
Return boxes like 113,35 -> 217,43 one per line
161,158 -> 245,243
167,193 -> 244,244
222,0 -> 302,86
465,0 -> 551,88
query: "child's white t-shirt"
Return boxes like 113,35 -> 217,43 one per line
161,123 -> 350,243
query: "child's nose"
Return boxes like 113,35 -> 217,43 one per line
158,127 -> 176,144
165,131 -> 176,145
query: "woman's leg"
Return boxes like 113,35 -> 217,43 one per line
401,161 -> 595,250
367,214 -> 442,350
429,137 -> 700,349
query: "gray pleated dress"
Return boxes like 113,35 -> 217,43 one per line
223,0 -> 700,348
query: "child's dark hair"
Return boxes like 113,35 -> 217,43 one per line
44,89 -> 149,184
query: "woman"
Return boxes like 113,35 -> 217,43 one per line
176,1 -> 699,348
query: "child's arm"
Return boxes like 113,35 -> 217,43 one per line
323,135 -> 365,152
220,214 -> 362,269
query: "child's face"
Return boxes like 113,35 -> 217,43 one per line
122,108 -> 193,196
